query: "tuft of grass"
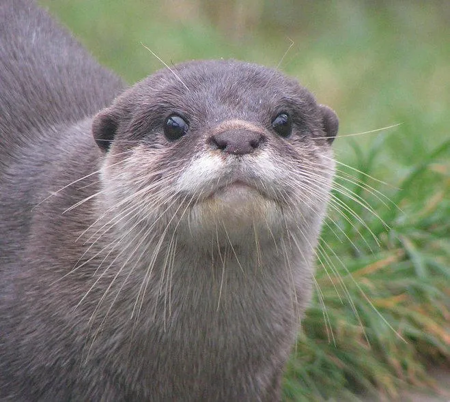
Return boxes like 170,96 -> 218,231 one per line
284,138 -> 450,401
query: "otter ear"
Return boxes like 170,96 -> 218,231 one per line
92,108 -> 119,152
319,105 -> 339,144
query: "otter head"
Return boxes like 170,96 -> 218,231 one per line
92,60 -> 338,251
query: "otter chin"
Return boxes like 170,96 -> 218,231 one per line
206,182 -> 267,216
0,1 -> 339,400
191,181 -> 279,243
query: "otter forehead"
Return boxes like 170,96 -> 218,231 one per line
134,59 -> 319,124
148,59 -> 308,96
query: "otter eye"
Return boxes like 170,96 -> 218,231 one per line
271,113 -> 292,138
164,114 -> 189,141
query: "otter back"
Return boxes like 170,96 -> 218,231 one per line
0,0 -> 124,165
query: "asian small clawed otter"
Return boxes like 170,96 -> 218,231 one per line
0,0 -> 338,400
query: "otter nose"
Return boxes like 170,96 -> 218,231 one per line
210,130 -> 264,155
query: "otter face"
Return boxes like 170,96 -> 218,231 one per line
93,60 -> 338,249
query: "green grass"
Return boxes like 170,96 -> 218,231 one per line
285,138 -> 450,400
40,1 -> 450,399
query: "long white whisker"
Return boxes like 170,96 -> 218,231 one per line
140,43 -> 190,91
314,123 -> 402,140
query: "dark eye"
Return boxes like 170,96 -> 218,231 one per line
164,114 -> 189,141
271,113 -> 292,138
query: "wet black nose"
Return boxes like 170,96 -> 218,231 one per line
209,130 -> 265,155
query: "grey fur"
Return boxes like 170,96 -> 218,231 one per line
0,1 -> 339,401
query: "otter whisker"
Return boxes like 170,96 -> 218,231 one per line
34,150 -> 133,211
78,222 -> 151,315
276,37 -> 295,69
75,163 -> 180,242
164,235 -> 177,330
280,233 -> 301,325
221,222 -> 246,275
286,168 -> 381,249
63,190 -> 102,214
80,175 -> 179,245
216,235 -> 227,313
333,170 -> 399,212
68,190 -> 177,279
140,43 -> 190,91
318,242 -> 370,346
61,179 -> 181,288
213,219 -> 226,312
324,154 -> 397,188
88,206 -> 169,327
158,190 -> 203,329
315,245 -> 344,304
320,240 -> 407,343
134,190 -> 196,322
312,275 -> 336,346
133,228 -> 168,321
84,229 -> 160,361
331,180 -> 389,226
314,123 -> 401,141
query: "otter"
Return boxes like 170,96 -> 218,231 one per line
0,0 -> 338,401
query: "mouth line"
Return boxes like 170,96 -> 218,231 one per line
217,179 -> 253,190
206,179 -> 271,201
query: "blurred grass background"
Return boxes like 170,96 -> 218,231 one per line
39,1 -> 450,400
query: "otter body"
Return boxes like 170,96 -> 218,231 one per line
0,1 -> 338,401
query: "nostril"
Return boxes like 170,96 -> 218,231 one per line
211,135 -> 228,151
209,130 -> 265,156
249,138 -> 261,149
